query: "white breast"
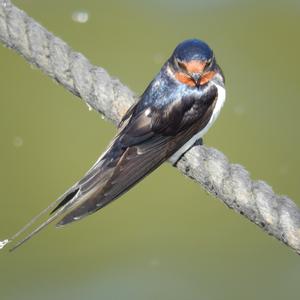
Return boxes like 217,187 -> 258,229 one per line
169,84 -> 226,164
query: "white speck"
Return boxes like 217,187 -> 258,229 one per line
13,136 -> 23,147
72,11 -> 89,23
86,103 -> 93,111
136,147 -> 145,155
145,108 -> 151,116
2,1 -> 8,8
0,239 -> 10,250
233,104 -> 245,115
101,115 -> 105,120
153,53 -> 164,65
152,80 -> 161,88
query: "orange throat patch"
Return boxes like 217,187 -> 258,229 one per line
175,70 -> 216,87
199,71 -> 216,85
175,72 -> 196,87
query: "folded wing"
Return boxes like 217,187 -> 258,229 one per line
9,87 -> 217,250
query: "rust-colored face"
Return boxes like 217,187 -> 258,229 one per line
175,72 -> 196,87
175,60 -> 215,87
199,70 -> 216,85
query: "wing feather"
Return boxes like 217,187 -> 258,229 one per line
57,87 -> 218,225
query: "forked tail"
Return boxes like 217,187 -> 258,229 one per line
0,186 -> 80,252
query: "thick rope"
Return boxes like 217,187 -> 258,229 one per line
1,0 -> 300,254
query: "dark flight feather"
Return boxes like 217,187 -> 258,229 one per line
56,86 -> 218,225
8,77 -> 218,251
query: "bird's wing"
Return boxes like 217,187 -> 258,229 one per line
8,87 -> 218,251
57,87 -> 218,225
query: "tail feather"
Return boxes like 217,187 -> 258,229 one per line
9,207 -> 68,252
3,186 -> 80,252
3,150 -> 119,252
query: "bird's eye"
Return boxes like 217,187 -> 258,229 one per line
206,57 -> 213,69
177,60 -> 187,71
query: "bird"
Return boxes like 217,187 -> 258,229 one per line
5,39 -> 226,251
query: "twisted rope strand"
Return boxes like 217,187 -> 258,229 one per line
1,0 -> 299,254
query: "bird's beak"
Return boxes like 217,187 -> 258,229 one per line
192,73 -> 202,87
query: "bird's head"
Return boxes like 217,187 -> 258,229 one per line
170,39 -> 218,88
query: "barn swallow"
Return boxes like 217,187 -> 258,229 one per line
4,39 -> 226,251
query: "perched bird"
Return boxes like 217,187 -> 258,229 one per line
5,39 -> 226,251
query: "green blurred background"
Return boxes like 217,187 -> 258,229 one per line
1,0 -> 300,299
